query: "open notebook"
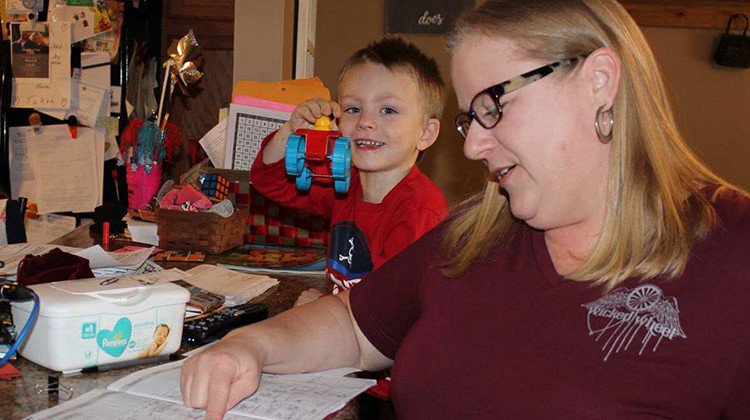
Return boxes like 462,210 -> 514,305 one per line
26,357 -> 374,420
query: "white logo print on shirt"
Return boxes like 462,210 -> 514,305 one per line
329,271 -> 362,294
338,237 -> 355,267
582,284 -> 686,361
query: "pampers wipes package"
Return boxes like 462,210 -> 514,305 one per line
10,277 -> 189,372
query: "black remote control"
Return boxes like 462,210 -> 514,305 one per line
182,302 -> 269,344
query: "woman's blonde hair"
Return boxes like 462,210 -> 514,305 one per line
442,0 -> 740,290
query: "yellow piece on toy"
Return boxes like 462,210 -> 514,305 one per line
314,116 -> 331,131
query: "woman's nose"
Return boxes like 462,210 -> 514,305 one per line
462,121 -> 495,161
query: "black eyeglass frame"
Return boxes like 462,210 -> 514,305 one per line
454,55 -> 587,139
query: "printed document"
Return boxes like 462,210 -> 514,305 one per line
10,125 -> 104,214
26,357 -> 374,420
185,264 -> 279,307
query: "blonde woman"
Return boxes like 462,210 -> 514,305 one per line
181,1 -> 750,418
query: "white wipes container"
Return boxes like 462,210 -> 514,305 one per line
10,277 -> 189,372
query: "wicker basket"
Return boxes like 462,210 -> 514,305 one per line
156,206 -> 249,254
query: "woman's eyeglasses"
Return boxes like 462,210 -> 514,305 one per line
454,56 -> 586,139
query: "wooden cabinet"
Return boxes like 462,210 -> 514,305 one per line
620,1 -> 750,29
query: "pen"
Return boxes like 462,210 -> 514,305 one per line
80,353 -> 185,374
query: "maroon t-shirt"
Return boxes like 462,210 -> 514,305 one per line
351,187 -> 750,418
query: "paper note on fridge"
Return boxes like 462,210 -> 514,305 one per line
11,21 -> 72,109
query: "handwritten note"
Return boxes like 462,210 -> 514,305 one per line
12,21 -> 71,109
10,125 -> 104,215
26,130 -> 99,214
39,79 -> 107,127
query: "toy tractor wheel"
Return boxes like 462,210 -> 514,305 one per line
296,166 -> 312,191
334,178 -> 350,194
285,134 -> 306,176
331,137 -> 351,193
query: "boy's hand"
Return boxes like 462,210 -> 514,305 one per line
262,98 -> 342,165
287,98 -> 342,133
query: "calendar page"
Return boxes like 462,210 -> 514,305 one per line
224,103 -> 291,171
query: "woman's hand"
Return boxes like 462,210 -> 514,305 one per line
180,331 -> 265,420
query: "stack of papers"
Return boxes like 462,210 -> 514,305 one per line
73,245 -> 154,276
26,354 -> 374,420
184,265 -> 279,307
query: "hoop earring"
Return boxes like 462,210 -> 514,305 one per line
594,105 -> 614,144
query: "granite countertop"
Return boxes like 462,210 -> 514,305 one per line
2,225 -> 358,419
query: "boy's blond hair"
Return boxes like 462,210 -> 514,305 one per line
337,36 -> 446,120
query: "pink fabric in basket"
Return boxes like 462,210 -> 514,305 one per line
159,184 -> 213,211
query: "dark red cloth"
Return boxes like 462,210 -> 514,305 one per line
351,186 -> 750,419
17,248 -> 94,286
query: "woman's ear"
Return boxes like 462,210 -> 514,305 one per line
585,47 -> 621,109
417,118 -> 441,151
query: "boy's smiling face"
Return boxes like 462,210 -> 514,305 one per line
338,62 -> 437,177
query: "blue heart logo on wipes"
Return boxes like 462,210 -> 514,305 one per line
96,317 -> 132,357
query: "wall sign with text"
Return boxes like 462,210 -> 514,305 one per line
386,0 -> 475,34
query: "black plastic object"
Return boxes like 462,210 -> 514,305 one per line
183,303 -> 269,344
714,14 -> 750,68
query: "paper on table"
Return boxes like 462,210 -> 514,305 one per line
198,118 -> 228,168
24,126 -> 102,214
185,264 -> 279,307
28,351 -> 373,420
24,214 -> 77,244
130,268 -> 186,285
25,389 -> 221,420
74,245 -> 153,270
126,218 -> 159,246
73,245 -> 119,268
108,359 -> 375,420
11,21 -> 71,109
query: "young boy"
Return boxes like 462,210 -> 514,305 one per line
250,37 -> 448,304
